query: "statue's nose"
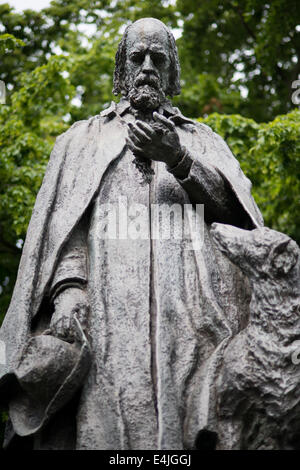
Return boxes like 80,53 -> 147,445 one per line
142,53 -> 154,73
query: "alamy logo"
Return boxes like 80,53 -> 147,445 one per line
96,197 -> 205,251
291,80 -> 300,106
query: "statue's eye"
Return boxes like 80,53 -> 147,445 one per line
152,53 -> 166,66
130,52 -> 144,64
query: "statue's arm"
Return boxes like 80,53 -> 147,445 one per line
49,217 -> 87,302
48,215 -> 89,341
167,126 -> 258,228
167,149 -> 248,227
127,113 -> 261,228
2,218 -> 91,444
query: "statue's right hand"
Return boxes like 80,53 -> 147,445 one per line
50,287 -> 89,342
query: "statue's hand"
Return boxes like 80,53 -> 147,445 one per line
126,112 -> 184,167
50,287 -> 89,342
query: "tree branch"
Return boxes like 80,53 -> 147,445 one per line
232,5 -> 257,41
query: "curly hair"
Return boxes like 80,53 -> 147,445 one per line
112,19 -> 181,97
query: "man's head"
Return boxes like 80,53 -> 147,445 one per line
113,18 -> 181,111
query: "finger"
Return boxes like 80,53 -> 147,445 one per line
78,305 -> 88,325
126,137 -> 144,156
129,123 -> 151,143
128,127 -> 144,146
128,125 -> 142,141
51,320 -> 63,338
135,120 -> 155,137
51,316 -> 62,333
62,316 -> 69,336
153,112 -> 175,131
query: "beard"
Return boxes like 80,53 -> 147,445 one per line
126,74 -> 166,111
124,73 -> 167,185
128,84 -> 165,111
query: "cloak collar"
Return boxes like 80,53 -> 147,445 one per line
100,98 -> 194,126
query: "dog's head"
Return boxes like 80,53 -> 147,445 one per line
211,223 -> 300,282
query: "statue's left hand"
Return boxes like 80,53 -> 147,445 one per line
126,112 -> 184,168
50,287 -> 89,342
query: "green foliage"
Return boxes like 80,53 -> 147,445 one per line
200,110 -> 300,242
0,44 -> 74,323
0,0 -> 299,446
0,33 -> 24,54
173,73 -> 243,119
0,1 -> 299,330
176,0 -> 300,121
1,0 -> 299,120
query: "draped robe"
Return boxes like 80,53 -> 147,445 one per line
0,99 -> 263,449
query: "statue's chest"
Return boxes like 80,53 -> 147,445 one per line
96,146 -> 190,207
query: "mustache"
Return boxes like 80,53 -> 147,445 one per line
134,73 -> 160,89
128,83 -> 165,112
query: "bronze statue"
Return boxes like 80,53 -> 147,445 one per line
6,18 -> 298,450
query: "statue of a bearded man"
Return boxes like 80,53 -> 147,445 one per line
0,18 -> 263,450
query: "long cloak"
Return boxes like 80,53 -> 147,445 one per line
0,100 -> 263,449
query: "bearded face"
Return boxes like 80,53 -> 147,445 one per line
122,20 -> 171,112
126,72 -> 166,111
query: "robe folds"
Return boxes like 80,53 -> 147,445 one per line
0,99 -> 263,449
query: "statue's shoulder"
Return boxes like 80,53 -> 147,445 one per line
175,110 -> 228,147
99,101 -> 118,118
171,106 -> 214,136
193,120 -> 214,135
56,113 -> 106,143
193,120 -> 226,147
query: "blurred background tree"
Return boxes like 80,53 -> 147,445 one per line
0,0 -> 299,323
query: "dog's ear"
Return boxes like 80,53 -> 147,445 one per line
271,239 -> 298,275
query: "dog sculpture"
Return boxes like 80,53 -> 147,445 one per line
211,223 -> 300,449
